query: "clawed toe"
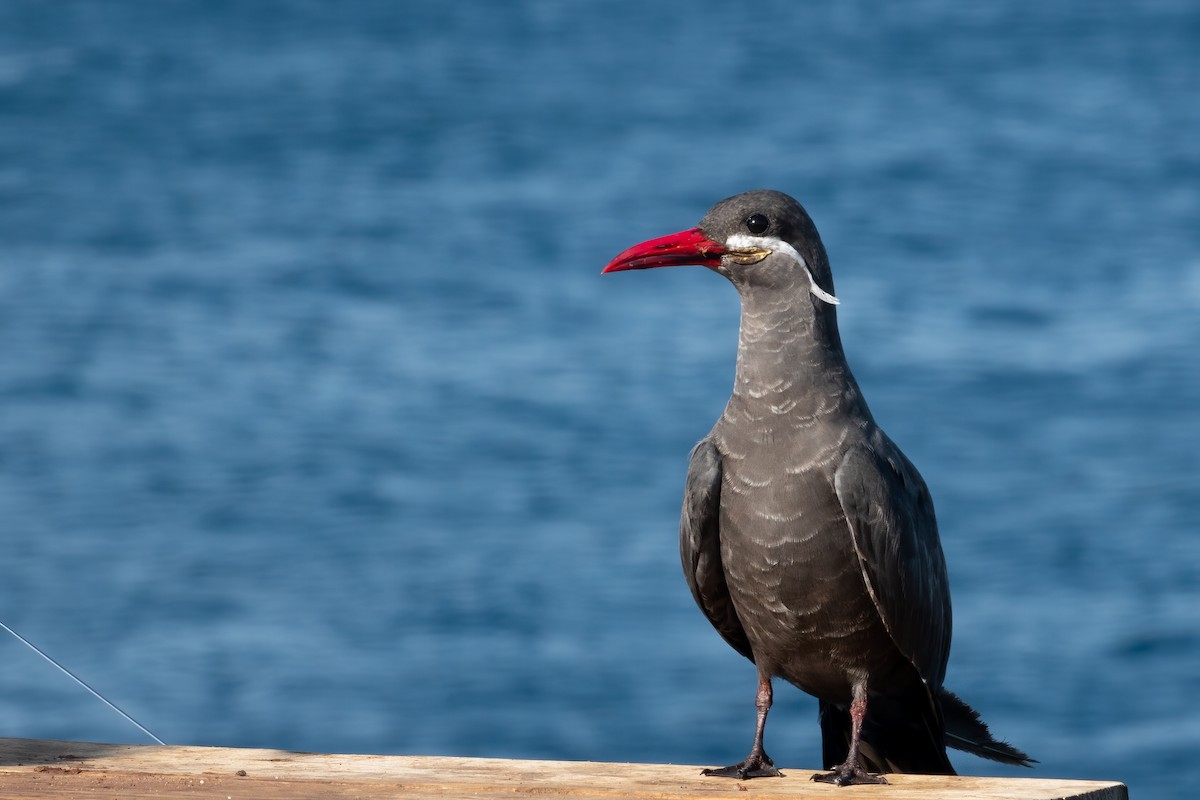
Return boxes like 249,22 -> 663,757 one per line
810,766 -> 888,786
701,753 -> 782,780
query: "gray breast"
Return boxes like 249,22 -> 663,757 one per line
713,419 -> 898,702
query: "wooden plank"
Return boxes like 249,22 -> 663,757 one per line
0,737 -> 1127,800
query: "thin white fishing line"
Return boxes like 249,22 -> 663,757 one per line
0,619 -> 166,745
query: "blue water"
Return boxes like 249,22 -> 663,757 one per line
1,1 -> 1197,797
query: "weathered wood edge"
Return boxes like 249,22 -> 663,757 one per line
0,737 -> 1127,800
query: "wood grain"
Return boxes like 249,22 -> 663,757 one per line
0,738 -> 1127,799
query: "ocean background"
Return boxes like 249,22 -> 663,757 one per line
1,2 -> 1197,798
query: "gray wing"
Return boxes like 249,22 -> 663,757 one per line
679,438 -> 754,662
834,431 -> 952,688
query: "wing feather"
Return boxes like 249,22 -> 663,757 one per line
680,439 -> 754,662
834,432 -> 952,687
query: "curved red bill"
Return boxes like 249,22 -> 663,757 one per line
602,227 -> 726,273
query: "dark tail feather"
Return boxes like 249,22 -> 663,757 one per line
818,700 -> 851,770
818,687 -> 956,776
939,689 -> 1036,767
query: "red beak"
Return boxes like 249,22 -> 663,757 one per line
602,227 -> 726,273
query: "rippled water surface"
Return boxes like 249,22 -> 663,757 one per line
1,3 -> 1197,799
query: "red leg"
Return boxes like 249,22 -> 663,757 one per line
811,684 -> 888,786
702,675 -> 783,779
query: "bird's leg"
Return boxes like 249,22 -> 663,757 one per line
701,675 -> 783,779
811,684 -> 888,786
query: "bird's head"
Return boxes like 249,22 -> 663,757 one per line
602,189 -> 838,305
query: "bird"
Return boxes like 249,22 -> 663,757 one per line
602,190 -> 1032,786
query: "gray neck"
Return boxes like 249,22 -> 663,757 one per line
725,280 -> 871,425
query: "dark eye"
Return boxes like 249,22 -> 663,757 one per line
745,213 -> 770,235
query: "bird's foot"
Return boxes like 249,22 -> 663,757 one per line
701,752 -> 782,779
810,764 -> 888,786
